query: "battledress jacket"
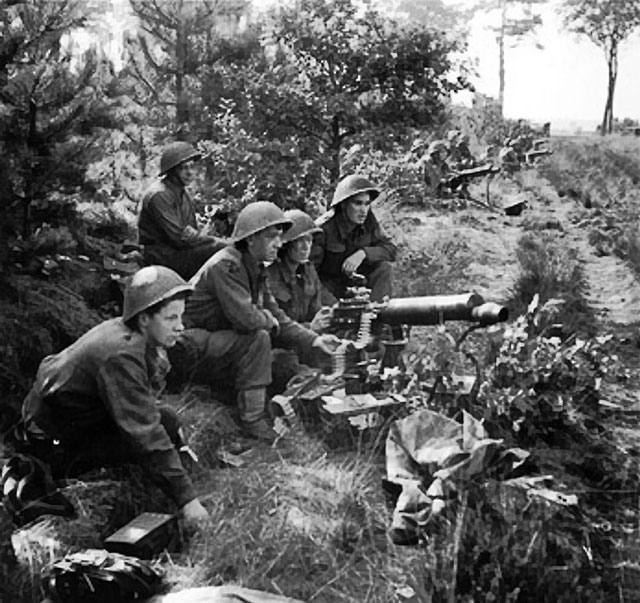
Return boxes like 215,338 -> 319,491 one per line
138,178 -> 207,258
184,246 -> 318,350
266,259 -> 322,326
21,318 -> 195,507
310,209 -> 397,283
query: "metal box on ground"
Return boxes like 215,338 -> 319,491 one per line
103,512 -> 180,559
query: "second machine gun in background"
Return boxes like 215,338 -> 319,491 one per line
325,280 -> 509,394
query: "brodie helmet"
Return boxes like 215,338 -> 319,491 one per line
427,140 -> 448,157
329,175 -> 380,210
122,266 -> 192,322
282,209 -> 321,244
231,201 -> 292,242
159,141 -> 201,176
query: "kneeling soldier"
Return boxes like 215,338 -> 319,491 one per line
311,175 -> 397,304
177,201 -> 340,442
138,141 -> 226,279
19,266 -> 210,527
267,209 -> 333,391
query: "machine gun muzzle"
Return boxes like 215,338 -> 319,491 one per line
375,292 -> 509,327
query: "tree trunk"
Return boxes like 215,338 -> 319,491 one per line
327,115 -> 342,209
175,0 -> 189,131
602,42 -> 618,135
498,0 -> 506,117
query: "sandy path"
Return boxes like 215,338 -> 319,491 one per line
394,187 -> 640,328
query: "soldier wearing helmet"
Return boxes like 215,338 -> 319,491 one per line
310,174 -> 397,304
268,209 -> 331,332
138,141 -> 226,279
17,266 -> 209,528
266,209 -> 334,392
422,140 -> 453,197
499,137 -> 521,173
173,201 -> 341,442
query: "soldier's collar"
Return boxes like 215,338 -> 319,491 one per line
336,208 -> 364,237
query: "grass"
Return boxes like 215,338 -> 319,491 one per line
509,231 -> 596,335
3,135 -> 640,602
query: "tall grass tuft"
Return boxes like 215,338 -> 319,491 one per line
509,232 -> 595,334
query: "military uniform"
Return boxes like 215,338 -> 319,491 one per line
138,178 -> 224,280
267,259 -> 325,391
267,259 -> 322,327
311,209 -> 396,303
177,246 -> 318,393
499,146 -> 520,173
21,318 -> 195,508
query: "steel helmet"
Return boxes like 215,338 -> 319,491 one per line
159,141 -> 201,175
123,265 -> 193,322
427,140 -> 448,156
231,201 -> 292,242
282,209 -> 322,244
330,175 -> 380,209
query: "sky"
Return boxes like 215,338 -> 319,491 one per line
452,1 -> 640,132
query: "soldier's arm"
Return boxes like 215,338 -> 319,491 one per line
146,190 -> 204,249
264,281 -> 318,350
97,352 -> 196,508
362,217 -> 397,263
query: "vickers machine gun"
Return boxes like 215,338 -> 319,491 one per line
445,163 -> 500,191
323,278 -> 509,396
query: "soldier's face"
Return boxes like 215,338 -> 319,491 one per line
344,193 -> 371,225
175,160 -> 197,186
248,225 -> 283,263
142,299 -> 185,348
287,233 -> 313,265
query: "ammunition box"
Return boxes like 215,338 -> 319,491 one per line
104,512 -> 180,559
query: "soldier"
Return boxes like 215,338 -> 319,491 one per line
311,175 -> 397,304
449,134 -> 476,170
498,138 -> 521,174
138,141 -> 226,280
268,209 -> 331,332
422,140 -> 451,198
267,209 -> 333,391
175,201 -> 340,442
17,266 -> 210,527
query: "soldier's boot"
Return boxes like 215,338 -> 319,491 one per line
238,389 -> 279,443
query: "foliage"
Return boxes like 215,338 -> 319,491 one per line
509,231 -> 594,335
389,0 -> 471,32
0,0 -> 115,259
562,0 -> 640,134
0,274 -> 103,405
258,0 -> 471,182
127,0 -> 250,129
477,295 -> 626,442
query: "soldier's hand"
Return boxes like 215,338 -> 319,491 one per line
312,334 -> 343,355
342,250 -> 366,276
180,498 -> 210,531
310,306 -> 333,333
263,309 -> 280,332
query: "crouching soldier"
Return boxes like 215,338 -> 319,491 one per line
311,175 -> 397,304
267,209 -> 334,391
138,141 -> 226,280
175,201 -> 340,442
18,266 -> 210,527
